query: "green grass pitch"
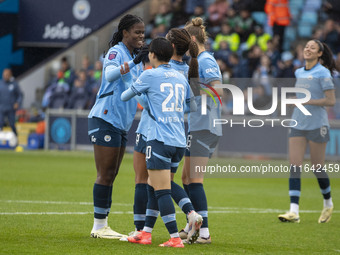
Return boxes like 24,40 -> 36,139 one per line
0,150 -> 339,254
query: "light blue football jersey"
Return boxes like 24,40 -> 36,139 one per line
292,63 -> 334,130
132,64 -> 191,147
88,42 -> 143,131
189,51 -> 222,136
136,59 -> 190,137
169,59 -> 189,79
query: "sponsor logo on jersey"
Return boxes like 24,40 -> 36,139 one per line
104,135 -> 111,142
108,51 -> 118,60
205,67 -> 218,74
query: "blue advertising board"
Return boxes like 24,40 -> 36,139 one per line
18,0 -> 143,46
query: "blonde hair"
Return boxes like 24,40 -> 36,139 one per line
184,17 -> 208,45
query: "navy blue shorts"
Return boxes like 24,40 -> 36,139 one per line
289,126 -> 330,143
185,130 -> 220,158
134,133 -> 147,154
88,117 -> 127,147
146,139 -> 186,173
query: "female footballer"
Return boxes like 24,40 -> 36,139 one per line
278,40 -> 336,223
129,28 -> 202,243
180,17 -> 223,244
87,14 -> 148,239
121,37 -> 199,247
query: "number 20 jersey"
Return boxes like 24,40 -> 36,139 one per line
131,64 -> 192,148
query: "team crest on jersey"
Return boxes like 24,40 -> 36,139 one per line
104,135 -> 111,142
307,75 -> 313,80
108,51 -> 118,60
320,126 -> 327,137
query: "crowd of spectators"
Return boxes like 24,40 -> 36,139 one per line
41,56 -> 102,110
39,0 -> 340,119
146,0 -> 340,118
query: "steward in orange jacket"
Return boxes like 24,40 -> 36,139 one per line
265,0 -> 290,27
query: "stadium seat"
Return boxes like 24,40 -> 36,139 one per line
283,27 -> 297,50
290,9 -> 300,22
297,23 -> 313,38
251,12 -> 267,26
300,11 -> 318,25
284,27 -> 296,42
67,87 -> 89,109
289,0 -> 304,10
304,0 -> 322,11
48,91 -> 69,109
72,96 -> 89,109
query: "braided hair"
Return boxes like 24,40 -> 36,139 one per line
166,28 -> 199,81
105,14 -> 143,56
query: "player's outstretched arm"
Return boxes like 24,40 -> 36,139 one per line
105,60 -> 136,82
104,46 -> 148,83
121,87 -> 138,101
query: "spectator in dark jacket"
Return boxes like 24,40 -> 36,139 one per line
0,68 -> 23,136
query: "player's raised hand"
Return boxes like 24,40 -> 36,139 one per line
120,62 -> 130,75
133,45 -> 149,64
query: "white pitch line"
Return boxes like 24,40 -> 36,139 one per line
1,210 -> 339,215
1,200 -> 338,214
0,200 -> 130,206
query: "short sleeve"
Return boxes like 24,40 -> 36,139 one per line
319,69 -> 334,91
132,70 -> 153,94
103,48 -> 122,69
200,57 -> 222,84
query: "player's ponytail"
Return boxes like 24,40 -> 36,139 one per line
320,43 -> 337,75
313,40 -> 337,75
166,28 -> 199,80
188,40 -> 199,81
109,30 -> 123,48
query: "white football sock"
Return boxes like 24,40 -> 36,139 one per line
143,226 -> 153,233
290,203 -> 299,215
92,218 -> 107,231
199,227 -> 210,238
183,223 -> 190,233
324,198 -> 333,208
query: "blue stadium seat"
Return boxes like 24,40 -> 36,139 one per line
252,12 -> 267,26
298,23 -> 313,38
290,8 -> 300,22
300,11 -> 318,25
72,95 -> 88,109
283,27 -> 297,51
48,87 -> 69,109
284,26 -> 297,43
304,0 -> 322,11
289,0 -> 304,10
67,87 -> 89,109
